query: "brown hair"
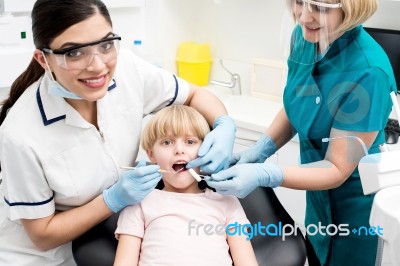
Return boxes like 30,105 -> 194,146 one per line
0,0 -> 112,125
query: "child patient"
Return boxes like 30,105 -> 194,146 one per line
114,105 -> 258,266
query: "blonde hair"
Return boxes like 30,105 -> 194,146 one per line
338,0 -> 378,33
285,0 -> 378,33
141,105 -> 210,151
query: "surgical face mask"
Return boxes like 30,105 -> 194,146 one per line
42,51 -> 83,100
47,76 -> 83,100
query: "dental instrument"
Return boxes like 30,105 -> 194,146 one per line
322,136 -> 369,156
119,166 -> 184,173
188,168 -> 209,182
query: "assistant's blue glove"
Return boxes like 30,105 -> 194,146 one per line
207,162 -> 283,198
230,134 -> 276,165
103,161 -> 162,213
186,115 -> 236,173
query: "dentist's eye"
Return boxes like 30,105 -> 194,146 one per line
65,48 -> 85,59
295,0 -> 303,6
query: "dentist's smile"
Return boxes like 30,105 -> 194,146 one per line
79,74 -> 107,89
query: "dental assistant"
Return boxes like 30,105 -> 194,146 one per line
0,0 -> 236,265
206,0 -> 397,265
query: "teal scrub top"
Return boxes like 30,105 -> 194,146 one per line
283,25 -> 397,265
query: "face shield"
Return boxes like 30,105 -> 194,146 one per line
282,0 -> 343,65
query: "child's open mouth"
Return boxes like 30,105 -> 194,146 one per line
172,161 -> 187,173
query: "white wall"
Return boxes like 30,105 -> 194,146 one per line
144,0 -> 287,94
364,0 -> 400,30
145,0 -> 400,94
1,0 -> 399,93
108,7 -> 146,50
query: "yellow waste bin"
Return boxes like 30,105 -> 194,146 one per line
176,42 -> 212,86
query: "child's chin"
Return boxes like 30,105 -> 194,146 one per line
168,183 -> 197,192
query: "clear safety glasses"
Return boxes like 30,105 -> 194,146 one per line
295,0 -> 342,13
41,34 -> 122,70
281,0 -> 343,65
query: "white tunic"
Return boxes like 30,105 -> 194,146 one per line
0,48 -> 189,265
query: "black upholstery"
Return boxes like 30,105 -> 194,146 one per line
73,186 -> 308,266
72,212 -> 119,266
239,187 -> 307,266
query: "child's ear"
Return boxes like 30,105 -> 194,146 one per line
146,149 -> 157,163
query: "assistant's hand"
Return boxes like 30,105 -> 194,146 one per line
186,115 -> 236,173
230,134 -> 276,165
103,161 -> 162,213
206,163 -> 283,198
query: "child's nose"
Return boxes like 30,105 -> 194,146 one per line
174,142 -> 185,154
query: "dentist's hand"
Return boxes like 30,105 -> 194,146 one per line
231,134 -> 276,165
207,163 -> 283,198
103,161 -> 162,213
187,115 -> 236,173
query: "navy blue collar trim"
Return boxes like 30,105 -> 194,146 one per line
166,75 -> 179,107
108,78 -> 117,91
4,194 -> 54,207
36,79 -> 117,126
36,87 -> 66,126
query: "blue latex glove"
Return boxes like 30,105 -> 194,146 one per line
103,161 -> 162,213
186,115 -> 236,173
230,134 -> 276,165
207,162 -> 283,198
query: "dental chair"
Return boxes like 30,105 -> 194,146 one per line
72,185 -> 308,266
238,186 -> 307,266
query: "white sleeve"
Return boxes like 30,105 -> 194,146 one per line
118,49 -> 190,115
0,131 -> 55,220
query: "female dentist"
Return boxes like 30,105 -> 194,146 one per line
0,0 -> 235,265
206,0 -> 397,265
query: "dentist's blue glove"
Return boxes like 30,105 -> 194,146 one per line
187,115 -> 236,173
103,161 -> 162,213
231,134 -> 276,165
207,162 -> 283,198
